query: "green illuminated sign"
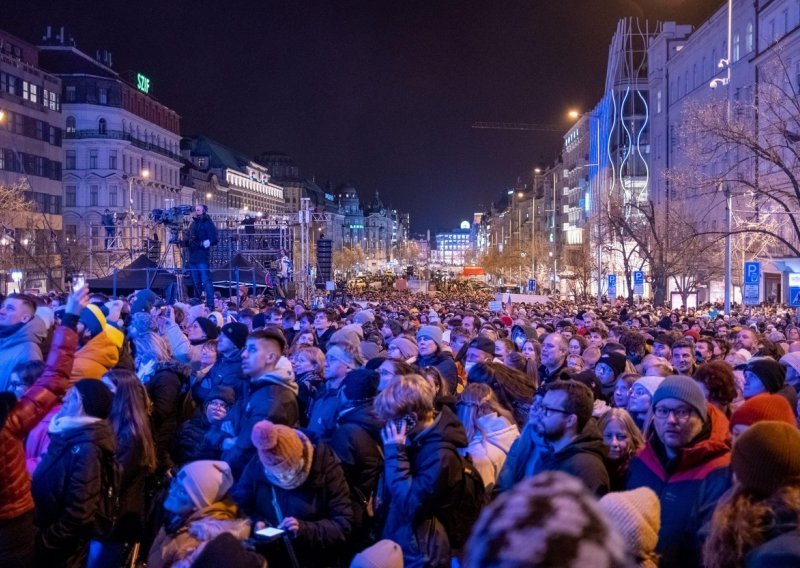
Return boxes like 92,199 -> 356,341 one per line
137,73 -> 151,94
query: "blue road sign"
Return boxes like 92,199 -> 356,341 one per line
608,274 -> 617,297
744,261 -> 761,284
633,271 -> 644,295
790,287 -> 800,308
528,278 -> 537,293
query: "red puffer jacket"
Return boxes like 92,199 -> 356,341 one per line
0,325 -> 77,520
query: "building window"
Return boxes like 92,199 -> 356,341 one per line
65,85 -> 76,102
89,149 -> 98,169
98,118 -> 107,135
66,116 -> 76,134
733,33 -> 740,61
108,150 -> 117,170
65,150 -> 76,170
22,81 -> 29,100
99,87 -> 108,105
109,185 -> 118,207
66,185 -> 76,207
746,22 -> 754,52
29,84 -> 38,104
90,185 -> 99,206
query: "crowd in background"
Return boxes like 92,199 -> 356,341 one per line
2,283 -> 800,568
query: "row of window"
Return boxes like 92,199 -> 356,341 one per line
64,148 -> 179,185
0,149 -> 62,180
1,109 -> 62,146
0,71 -> 61,111
25,191 -> 62,215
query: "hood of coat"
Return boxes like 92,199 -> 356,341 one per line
155,361 -> 193,380
546,418 -> 607,463
48,418 -> 116,455
337,400 -> 383,438
410,405 -> 469,450
251,366 -> 299,395
0,315 -> 47,349
77,330 -> 120,367
472,413 -> 520,452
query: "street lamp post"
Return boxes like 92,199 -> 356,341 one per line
126,168 -> 151,217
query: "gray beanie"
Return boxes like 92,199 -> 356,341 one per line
417,325 -> 443,347
652,375 -> 708,422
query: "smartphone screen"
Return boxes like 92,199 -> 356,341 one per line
256,526 -> 285,539
72,274 -> 86,292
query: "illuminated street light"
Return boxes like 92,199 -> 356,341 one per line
568,109 -> 581,120
141,168 -> 150,179
205,192 -> 212,200
0,109 -> 6,123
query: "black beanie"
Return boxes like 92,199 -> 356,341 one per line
746,358 -> 786,393
658,316 -> 673,330
206,386 -> 236,408
221,322 -> 249,349
469,335 -> 497,357
195,317 -> 220,340
74,379 -> 114,419
342,369 -> 380,402
596,352 -> 628,378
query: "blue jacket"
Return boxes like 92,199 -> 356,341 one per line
495,423 -> 542,493
379,406 -> 468,568
416,350 -> 459,394
627,404 -> 732,568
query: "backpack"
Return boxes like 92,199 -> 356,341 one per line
437,450 -> 487,550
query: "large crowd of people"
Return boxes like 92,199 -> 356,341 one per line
2,283 -> 800,567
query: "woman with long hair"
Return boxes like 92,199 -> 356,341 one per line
456,383 -> 520,493
89,369 -> 157,567
704,421 -> 800,567
598,408 -> 645,491
467,362 -> 536,427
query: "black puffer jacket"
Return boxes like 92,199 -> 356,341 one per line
232,442 -> 353,568
184,213 -> 218,264
416,350 -> 459,394
190,348 -> 247,405
32,419 -> 116,568
379,406 -> 468,568
330,401 -> 383,533
146,362 -> 192,473
172,412 -> 226,466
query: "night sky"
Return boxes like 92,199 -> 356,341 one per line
2,0 -> 722,232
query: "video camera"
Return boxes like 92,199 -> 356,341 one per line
150,205 -> 192,244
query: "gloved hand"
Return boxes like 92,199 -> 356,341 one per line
203,239 -> 211,248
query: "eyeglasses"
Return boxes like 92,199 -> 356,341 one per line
653,406 -> 694,420
207,401 -> 228,409
540,405 -> 570,418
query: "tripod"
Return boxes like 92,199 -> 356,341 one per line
147,228 -> 188,302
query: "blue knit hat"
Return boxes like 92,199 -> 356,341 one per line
652,375 -> 708,422
79,304 -> 106,338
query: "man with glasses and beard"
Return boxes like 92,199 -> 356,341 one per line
531,380 -> 609,495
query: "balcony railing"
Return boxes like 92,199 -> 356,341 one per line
64,129 -> 182,161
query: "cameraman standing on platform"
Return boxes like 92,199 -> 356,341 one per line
185,204 -> 218,310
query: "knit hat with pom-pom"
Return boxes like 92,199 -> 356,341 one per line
599,487 -> 661,566
251,420 -> 314,490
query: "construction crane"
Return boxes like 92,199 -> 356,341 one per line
471,121 -> 565,132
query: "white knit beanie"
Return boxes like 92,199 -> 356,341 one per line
599,487 -> 660,563
178,460 -> 234,510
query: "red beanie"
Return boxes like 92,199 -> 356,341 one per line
729,393 -> 796,430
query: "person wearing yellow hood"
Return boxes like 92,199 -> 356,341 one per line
71,304 -> 123,383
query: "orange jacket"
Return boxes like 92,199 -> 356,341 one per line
71,330 -> 120,382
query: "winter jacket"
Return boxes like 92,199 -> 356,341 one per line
223,368 -> 299,477
70,330 -> 120,383
535,362 -> 570,396
164,321 -> 203,371
627,404 -> 732,568
145,362 -> 193,473
0,316 -> 46,392
147,500 -> 250,568
330,401 -> 384,534
296,370 -> 325,427
184,213 -> 218,265
172,412 -> 226,466
315,326 -> 336,352
533,418 -> 610,496
461,413 -> 520,493
0,324 -> 77,522
113,432 -> 151,541
25,405 -> 60,475
190,348 -> 247,405
232,442 -> 353,568
32,418 -> 117,568
495,423 -> 544,494
307,383 -> 343,442
379,406 -> 469,568
417,350 -> 459,394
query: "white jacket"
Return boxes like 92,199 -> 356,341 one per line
462,413 -> 520,492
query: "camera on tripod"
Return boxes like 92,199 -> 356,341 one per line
150,205 -> 192,244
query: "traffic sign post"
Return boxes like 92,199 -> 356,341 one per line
743,261 -> 760,306
528,278 -> 537,293
790,287 -> 800,308
633,271 -> 644,296
608,274 -> 617,298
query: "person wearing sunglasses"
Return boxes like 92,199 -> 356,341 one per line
627,375 -> 732,568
